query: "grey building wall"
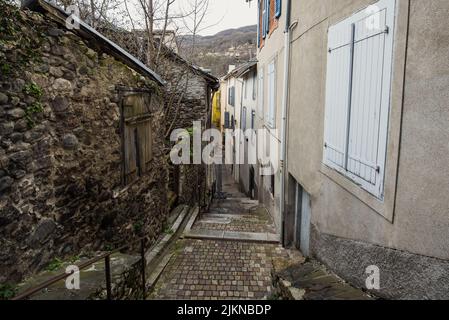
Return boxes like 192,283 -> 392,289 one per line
286,0 -> 449,298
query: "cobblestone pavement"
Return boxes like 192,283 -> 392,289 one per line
150,239 -> 292,300
149,166 -> 298,300
149,167 -> 372,301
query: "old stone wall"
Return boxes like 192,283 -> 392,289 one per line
0,2 -> 169,284
162,57 -> 210,132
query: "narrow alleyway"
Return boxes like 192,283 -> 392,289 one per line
148,166 -> 301,300
147,167 -> 372,300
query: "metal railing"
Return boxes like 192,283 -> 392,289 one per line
12,237 -> 148,300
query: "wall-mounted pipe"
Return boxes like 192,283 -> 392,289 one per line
280,0 -> 292,247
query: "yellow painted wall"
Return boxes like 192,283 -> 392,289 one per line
212,90 -> 221,129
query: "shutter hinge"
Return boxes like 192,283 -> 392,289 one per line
384,26 -> 390,34
324,143 -> 328,148
376,166 -> 381,173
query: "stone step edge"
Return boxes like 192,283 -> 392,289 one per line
183,230 -> 280,244
144,205 -> 192,265
146,253 -> 174,293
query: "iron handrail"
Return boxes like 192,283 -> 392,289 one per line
12,237 -> 149,300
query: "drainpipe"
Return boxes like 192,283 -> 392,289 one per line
280,0 -> 292,247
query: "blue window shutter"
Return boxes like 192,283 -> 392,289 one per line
275,0 -> 281,18
265,0 -> 270,35
262,0 -> 267,39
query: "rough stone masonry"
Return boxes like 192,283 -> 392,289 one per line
0,1 -> 170,284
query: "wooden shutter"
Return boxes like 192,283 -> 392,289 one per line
122,92 -> 153,185
124,124 -> 138,184
275,0 -> 281,18
323,0 -> 396,198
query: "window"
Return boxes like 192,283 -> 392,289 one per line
228,86 -> 235,107
323,0 -> 396,199
267,60 -> 276,128
244,78 -> 248,99
242,107 -> 247,131
262,0 -> 268,39
258,67 -> 264,119
251,110 -> 256,130
224,111 -> 230,128
122,93 -> 153,185
275,0 -> 282,18
252,72 -> 257,101
270,174 -> 275,196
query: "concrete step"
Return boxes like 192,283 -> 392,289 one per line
184,229 -> 280,244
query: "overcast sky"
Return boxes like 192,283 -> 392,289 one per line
176,0 -> 258,36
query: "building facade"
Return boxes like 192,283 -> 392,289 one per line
0,0 -> 169,283
281,0 -> 449,299
255,0 -> 286,233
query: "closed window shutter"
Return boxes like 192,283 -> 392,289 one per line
224,112 -> 230,128
323,22 -> 353,171
323,0 -> 396,198
265,0 -> 270,35
262,0 -> 267,39
267,61 -> 276,127
275,0 -> 281,18
347,4 -> 394,195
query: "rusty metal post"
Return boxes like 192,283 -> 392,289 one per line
141,239 -> 146,299
105,256 -> 112,300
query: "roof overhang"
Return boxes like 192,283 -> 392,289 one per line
21,0 -> 165,86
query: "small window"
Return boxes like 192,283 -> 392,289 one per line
251,110 -> 256,130
242,107 -> 247,131
244,79 -> 248,99
228,86 -> 235,107
252,73 -> 257,101
224,111 -> 230,128
258,67 -> 264,118
267,60 -> 276,128
122,93 -> 153,185
270,174 -> 275,196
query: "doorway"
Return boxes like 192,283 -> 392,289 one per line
287,176 -> 311,257
294,183 -> 311,256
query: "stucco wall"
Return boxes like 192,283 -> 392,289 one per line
256,0 -> 287,232
287,0 -> 449,265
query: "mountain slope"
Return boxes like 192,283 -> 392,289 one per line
179,25 -> 257,77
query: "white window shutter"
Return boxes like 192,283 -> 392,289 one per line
258,68 -> 264,118
323,0 -> 396,199
323,22 -> 353,172
267,61 -> 276,128
346,0 -> 396,197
